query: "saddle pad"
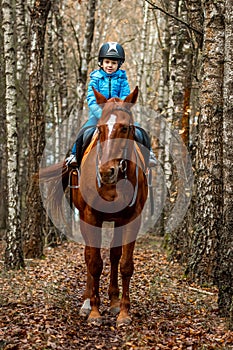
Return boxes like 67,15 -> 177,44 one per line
81,132 -> 98,166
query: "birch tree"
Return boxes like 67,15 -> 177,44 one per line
136,0 -> 149,106
61,0 -> 97,152
2,0 -> 24,269
216,0 -> 233,327
23,0 -> 51,258
187,0 -> 225,283
46,8 -> 60,162
156,0 -> 194,226
16,0 -> 29,218
169,0 -> 203,262
53,2 -> 68,122
76,0 -> 97,111
0,0 -> 7,232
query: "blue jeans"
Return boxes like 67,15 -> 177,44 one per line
71,116 -> 98,154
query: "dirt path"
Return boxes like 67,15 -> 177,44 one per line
0,235 -> 232,349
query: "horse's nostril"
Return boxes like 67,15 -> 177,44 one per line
99,166 -> 116,182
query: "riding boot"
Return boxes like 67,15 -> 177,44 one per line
65,154 -> 78,166
65,133 -> 83,168
72,134 -> 83,168
148,149 -> 157,167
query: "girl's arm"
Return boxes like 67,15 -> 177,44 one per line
119,75 -> 130,100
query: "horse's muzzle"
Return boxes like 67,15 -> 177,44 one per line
98,163 -> 119,185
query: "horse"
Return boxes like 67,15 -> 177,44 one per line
40,86 -> 148,326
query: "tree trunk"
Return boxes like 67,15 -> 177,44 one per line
136,0 -> 149,106
53,2 -> 68,122
94,0 -> 113,59
187,0 -> 225,283
76,0 -> 96,111
169,0 -> 203,263
0,0 -> 7,233
46,9 -> 60,162
2,0 -> 24,269
216,0 -> 233,328
42,4 -> 66,244
16,0 -> 30,224
23,0 -> 51,258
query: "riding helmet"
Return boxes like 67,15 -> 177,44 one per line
98,42 -> 125,68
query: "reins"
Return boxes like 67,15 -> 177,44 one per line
128,146 -> 139,207
96,138 -> 102,188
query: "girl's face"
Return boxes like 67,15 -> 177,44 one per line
101,59 -> 118,74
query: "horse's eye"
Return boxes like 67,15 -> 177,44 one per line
121,126 -> 128,133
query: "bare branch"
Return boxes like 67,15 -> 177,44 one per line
144,0 -> 203,36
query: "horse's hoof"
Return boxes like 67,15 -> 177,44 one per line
79,307 -> 91,317
80,298 -> 91,317
116,315 -> 132,327
110,306 -> 120,316
87,316 -> 102,326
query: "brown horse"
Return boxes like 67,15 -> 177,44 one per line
40,87 -> 148,326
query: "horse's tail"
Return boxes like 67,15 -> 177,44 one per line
39,161 -> 68,185
39,161 -> 71,229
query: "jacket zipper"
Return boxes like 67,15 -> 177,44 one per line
108,77 -> 112,98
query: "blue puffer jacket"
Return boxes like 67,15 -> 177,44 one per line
86,69 -> 130,120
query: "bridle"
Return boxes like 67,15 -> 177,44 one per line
95,106 -> 139,207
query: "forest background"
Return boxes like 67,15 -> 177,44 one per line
0,0 -> 232,331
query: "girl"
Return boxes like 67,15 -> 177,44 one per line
66,42 -> 156,168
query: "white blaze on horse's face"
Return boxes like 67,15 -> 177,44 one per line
106,114 -> 117,153
108,114 -> 117,136
98,113 -> 120,184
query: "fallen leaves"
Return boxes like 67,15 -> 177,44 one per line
0,237 -> 232,349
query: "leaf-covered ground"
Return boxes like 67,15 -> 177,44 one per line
0,235 -> 232,350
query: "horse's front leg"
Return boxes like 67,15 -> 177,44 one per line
109,245 -> 122,315
117,240 -> 135,326
79,217 -> 103,324
86,246 -> 103,325
117,219 -> 140,327
79,246 -> 92,317
108,226 -> 122,315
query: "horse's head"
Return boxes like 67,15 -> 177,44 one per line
93,87 -> 138,185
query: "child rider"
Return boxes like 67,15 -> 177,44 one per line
66,42 -> 157,168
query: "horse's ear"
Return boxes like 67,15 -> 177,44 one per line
124,86 -> 138,105
92,87 -> 107,105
